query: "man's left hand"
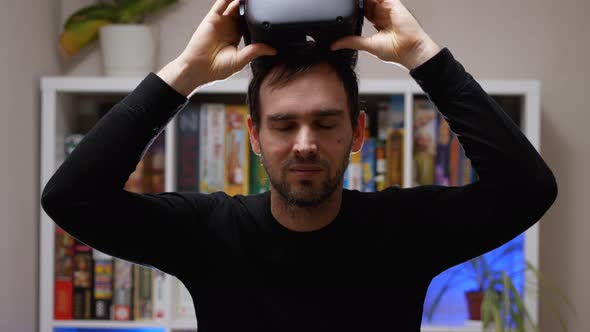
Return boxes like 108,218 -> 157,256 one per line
331,0 -> 441,70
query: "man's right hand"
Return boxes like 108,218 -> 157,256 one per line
158,0 -> 277,97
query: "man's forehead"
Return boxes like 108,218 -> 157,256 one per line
260,62 -> 337,90
259,65 -> 347,110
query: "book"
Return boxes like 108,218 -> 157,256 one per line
361,137 -> 376,192
54,226 -> 75,320
224,104 -> 250,196
377,101 -> 391,141
249,151 -> 269,194
434,112 -> 452,186
92,250 -> 114,320
346,152 -> 362,190
72,241 -> 93,319
413,97 -> 437,186
377,95 -> 404,139
113,259 -> 133,320
133,265 -> 153,320
176,101 -> 200,192
449,135 -> 462,186
386,128 -> 404,187
152,269 -> 167,320
374,139 -> 387,191
199,103 -> 226,193
377,95 -> 405,188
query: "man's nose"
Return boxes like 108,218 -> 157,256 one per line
292,126 -> 318,159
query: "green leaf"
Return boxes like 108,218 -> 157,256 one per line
501,272 -> 512,329
114,0 -> 179,23
59,18 -> 112,56
64,4 -> 117,29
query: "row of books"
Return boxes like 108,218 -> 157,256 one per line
343,95 -> 476,191
412,96 -> 477,187
177,96 -> 476,196
55,132 -> 195,321
176,101 -> 269,196
54,227 -> 168,321
63,92 -> 484,199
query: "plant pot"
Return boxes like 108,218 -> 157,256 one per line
465,290 -> 485,320
98,24 -> 158,77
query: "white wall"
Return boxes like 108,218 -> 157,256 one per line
0,1 -> 60,331
1,0 -> 587,331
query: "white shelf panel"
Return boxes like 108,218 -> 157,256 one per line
169,318 -> 198,330
52,319 -> 167,328
40,76 -> 250,94
421,326 -> 481,332
41,76 -> 539,96
50,320 -> 481,332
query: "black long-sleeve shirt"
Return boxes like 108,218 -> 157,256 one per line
41,48 -> 557,331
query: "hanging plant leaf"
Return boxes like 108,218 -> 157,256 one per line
64,4 -> 117,29
59,18 -> 112,56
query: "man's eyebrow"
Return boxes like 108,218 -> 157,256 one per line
267,109 -> 345,122
267,113 -> 296,122
315,109 -> 345,117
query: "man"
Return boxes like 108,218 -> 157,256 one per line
41,0 -> 557,331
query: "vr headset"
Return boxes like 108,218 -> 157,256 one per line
239,0 -> 364,56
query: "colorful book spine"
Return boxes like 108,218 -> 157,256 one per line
224,104 -> 250,196
133,265 -> 153,320
412,97 -> 437,186
54,226 -> 75,320
386,128 -> 404,187
374,139 -> 387,191
72,241 -> 93,319
361,137 -> 376,192
390,95 -> 405,130
449,136 -> 461,186
249,151 -> 269,194
346,152 -> 362,191
92,250 -> 113,319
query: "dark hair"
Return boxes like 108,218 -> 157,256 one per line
246,43 -> 360,129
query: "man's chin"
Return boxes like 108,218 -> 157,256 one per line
286,195 -> 325,207
286,186 -> 334,207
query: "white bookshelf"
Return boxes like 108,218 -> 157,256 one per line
39,75 -> 541,332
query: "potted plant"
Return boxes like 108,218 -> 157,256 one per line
424,243 -> 576,332
58,0 -> 179,76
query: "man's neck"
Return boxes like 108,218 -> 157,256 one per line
269,187 -> 343,232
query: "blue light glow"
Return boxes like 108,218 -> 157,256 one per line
422,233 -> 525,325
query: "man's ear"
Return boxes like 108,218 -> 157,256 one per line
248,117 -> 261,155
351,111 -> 366,153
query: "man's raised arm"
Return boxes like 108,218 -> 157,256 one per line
41,0 -> 276,275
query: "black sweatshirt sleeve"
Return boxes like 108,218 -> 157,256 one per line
402,48 -> 557,274
40,73 -> 219,276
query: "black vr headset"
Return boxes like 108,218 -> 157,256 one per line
239,0 -> 364,64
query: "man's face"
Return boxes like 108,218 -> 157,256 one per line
248,63 -> 365,207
